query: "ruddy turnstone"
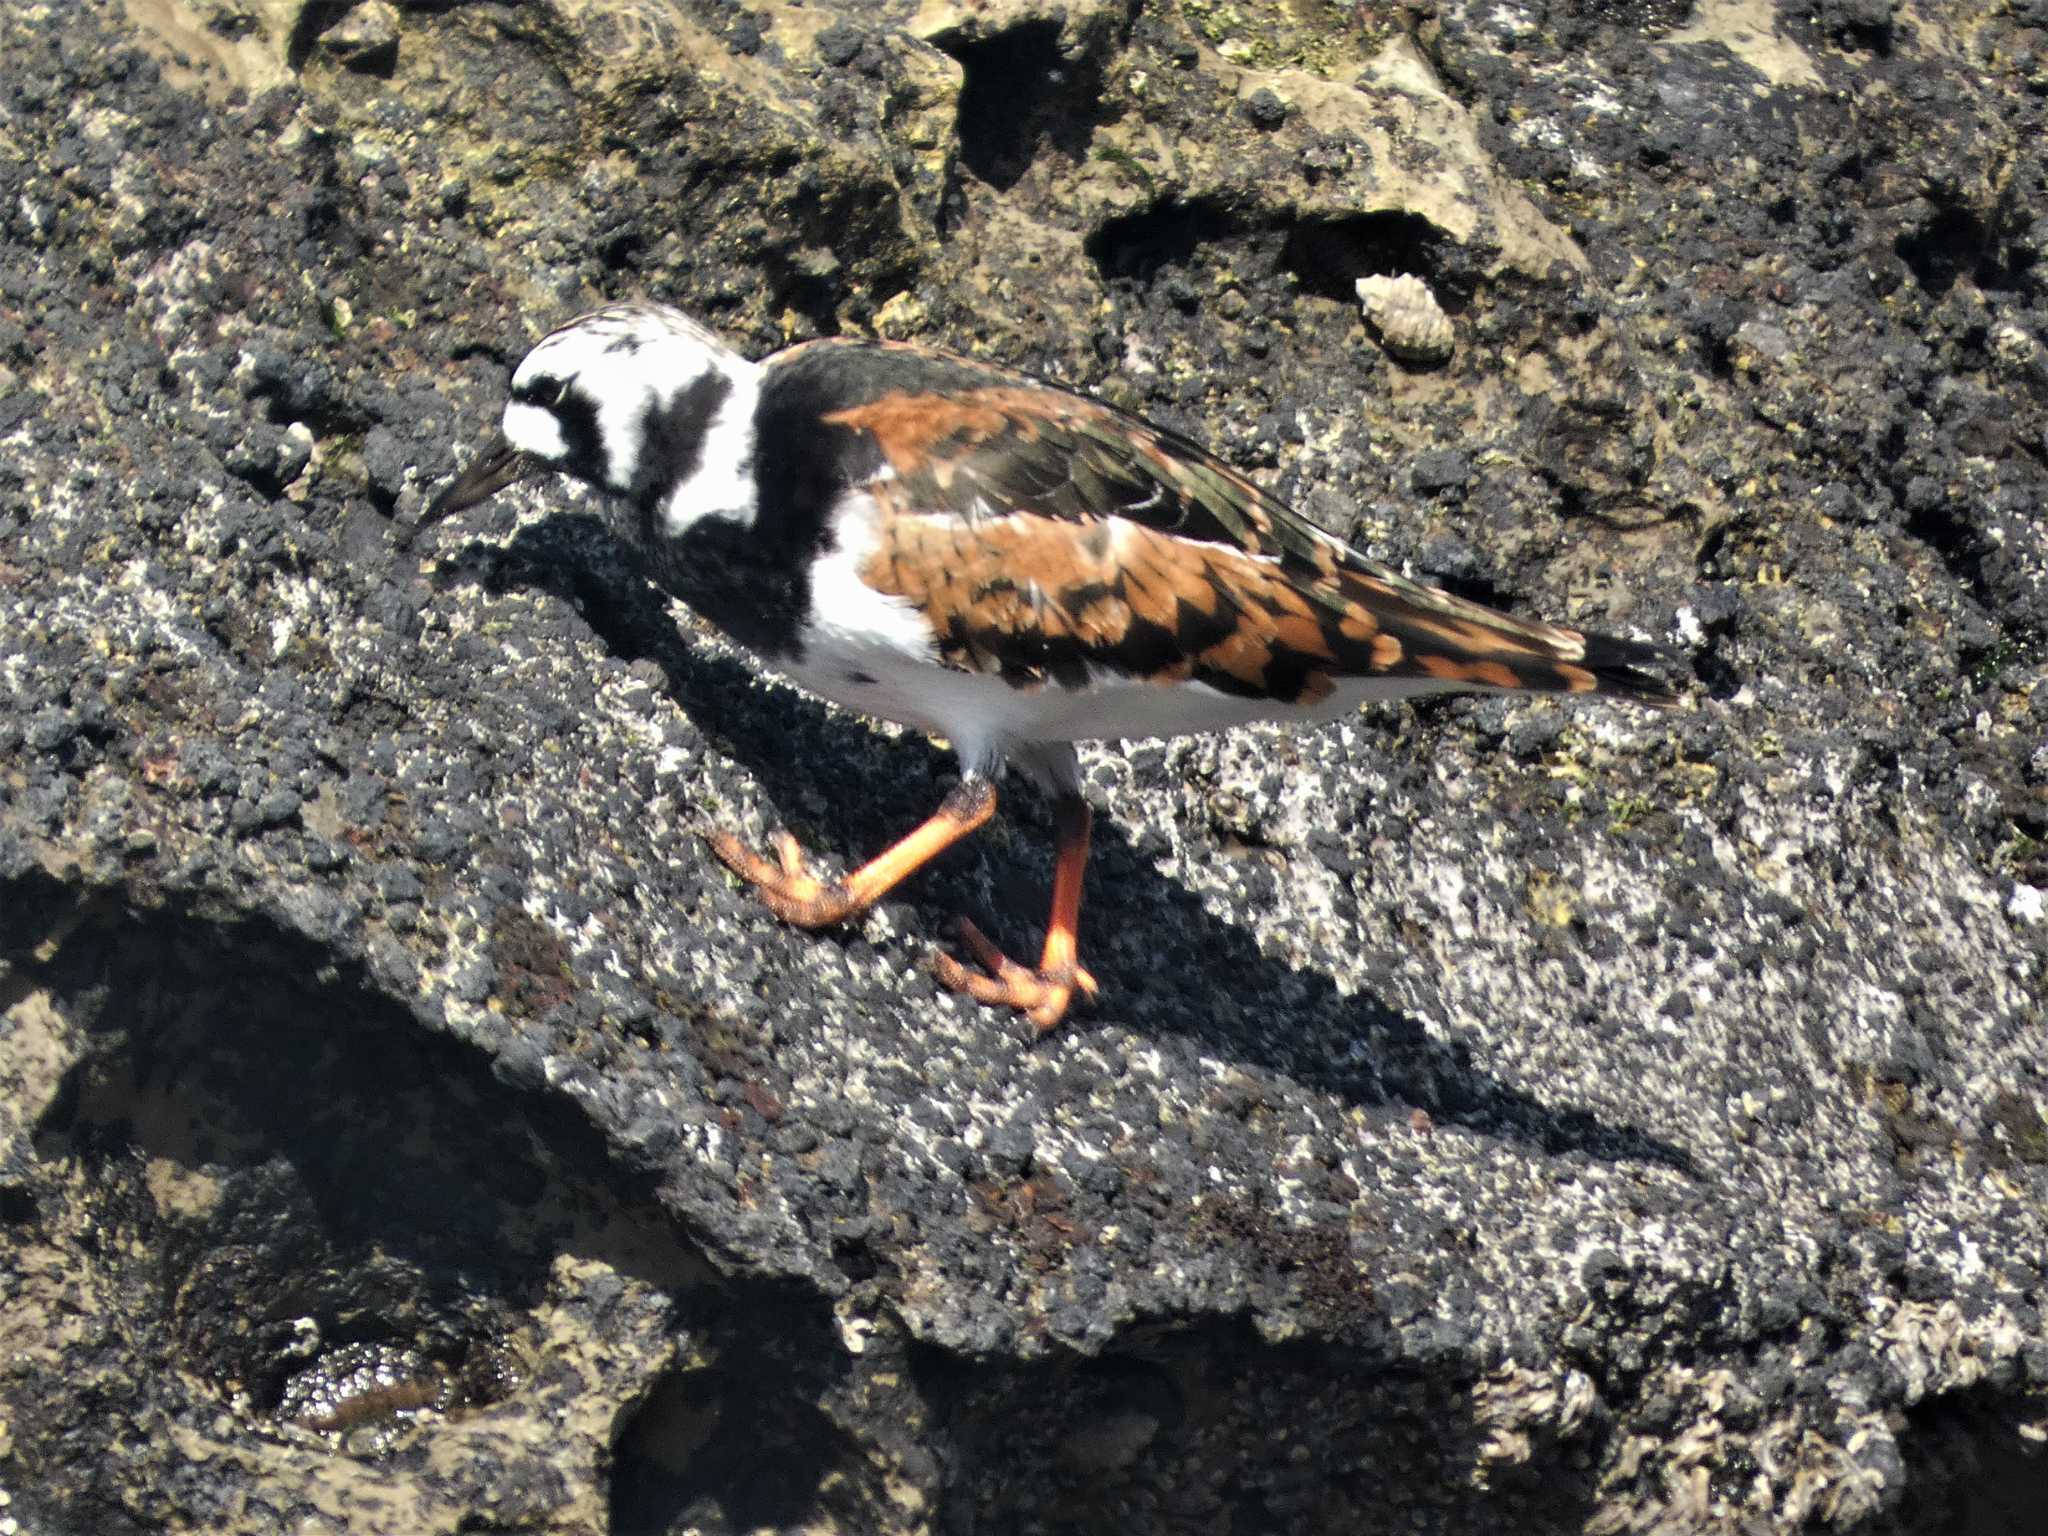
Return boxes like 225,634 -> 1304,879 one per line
419,302 -> 1677,1033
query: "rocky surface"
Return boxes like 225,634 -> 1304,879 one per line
1,0 -> 2043,1531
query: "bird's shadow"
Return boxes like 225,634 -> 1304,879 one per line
427,515 -> 1696,1175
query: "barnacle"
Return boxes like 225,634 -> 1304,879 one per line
1356,273 -> 1454,364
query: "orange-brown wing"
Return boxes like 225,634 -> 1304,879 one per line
860,507 -> 1357,701
771,340 -> 1676,704
860,505 -> 1677,707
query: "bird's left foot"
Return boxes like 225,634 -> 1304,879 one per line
704,828 -> 864,928
935,917 -> 1098,1036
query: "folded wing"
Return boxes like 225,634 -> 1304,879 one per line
786,342 -> 1677,707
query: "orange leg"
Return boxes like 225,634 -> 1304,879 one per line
706,778 -> 997,928
934,793 -> 1098,1035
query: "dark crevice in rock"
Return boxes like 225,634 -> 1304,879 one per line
1086,201 -> 1466,309
284,2 -> 356,73
610,1284 -> 856,1533
1281,211 -> 1464,304
1793,0 -> 1899,56
1084,196 -> 1245,284
762,166 -> 921,334
1891,1390 -> 2048,1535
0,870 -> 712,1520
1891,456 -> 2037,645
936,21 -> 1112,193
1902,499 -> 2001,627
1894,204 -> 1991,298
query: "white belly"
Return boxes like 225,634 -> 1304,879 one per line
782,627 -> 1459,773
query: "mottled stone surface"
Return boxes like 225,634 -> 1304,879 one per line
1,0 -> 2043,1532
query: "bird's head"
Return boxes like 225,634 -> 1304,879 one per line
411,303 -> 756,541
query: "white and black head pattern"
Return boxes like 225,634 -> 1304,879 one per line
420,303 -> 763,545
504,303 -> 762,528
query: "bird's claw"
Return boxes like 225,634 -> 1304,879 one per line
934,917 -> 1097,1036
704,828 -> 861,928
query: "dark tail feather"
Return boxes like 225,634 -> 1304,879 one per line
1579,630 -> 1684,708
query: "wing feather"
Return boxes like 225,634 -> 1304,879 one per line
768,340 -> 1678,707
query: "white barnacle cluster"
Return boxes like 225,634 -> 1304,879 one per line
1356,273 -> 1454,365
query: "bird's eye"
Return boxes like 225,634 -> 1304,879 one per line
518,375 -> 568,408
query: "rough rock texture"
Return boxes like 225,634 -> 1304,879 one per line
1,0 -> 2044,1531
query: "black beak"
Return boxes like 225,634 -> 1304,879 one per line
401,434 -> 538,547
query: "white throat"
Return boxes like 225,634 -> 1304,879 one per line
503,400 -> 566,460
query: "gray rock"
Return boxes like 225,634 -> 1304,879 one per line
0,2 -> 2042,1533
